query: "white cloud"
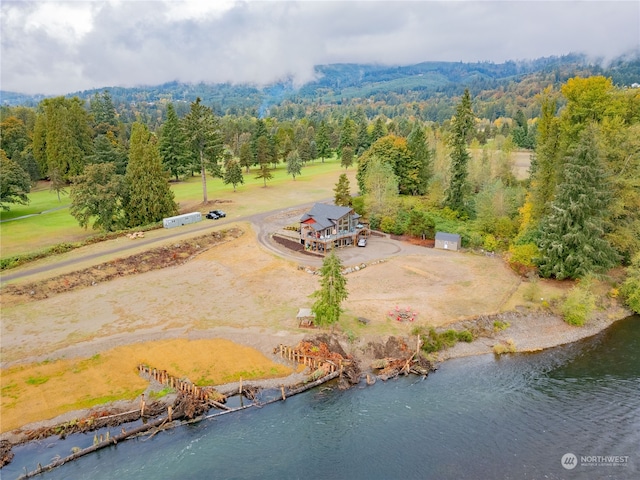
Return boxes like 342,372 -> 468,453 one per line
1,0 -> 638,95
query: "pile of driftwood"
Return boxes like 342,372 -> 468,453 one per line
370,339 -> 436,381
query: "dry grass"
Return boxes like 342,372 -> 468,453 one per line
0,338 -> 291,433
493,338 -> 517,355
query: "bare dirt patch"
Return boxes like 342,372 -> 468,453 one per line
1,228 -> 243,306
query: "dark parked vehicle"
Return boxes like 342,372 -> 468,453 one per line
211,210 -> 226,218
206,211 -> 219,220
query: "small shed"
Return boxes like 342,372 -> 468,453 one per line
297,308 -> 316,327
435,232 -> 461,251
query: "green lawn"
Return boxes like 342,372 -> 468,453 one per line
1,156 -> 349,258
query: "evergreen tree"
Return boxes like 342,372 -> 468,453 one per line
443,89 -> 474,214
159,104 -> 189,181
311,250 -> 348,328
286,150 -> 302,180
239,142 -> 253,173
333,173 -> 352,206
0,150 -> 31,211
356,119 -> 370,155
223,159 -> 244,192
124,123 -> 177,227
69,163 -> 126,232
339,117 -> 356,155
183,98 -> 223,203
340,146 -> 354,169
371,117 -> 387,143
251,119 -> 269,162
255,136 -> 274,187
407,123 -> 432,195
33,97 -> 93,181
90,90 -> 118,135
316,120 -> 331,162
255,161 -> 273,187
537,127 -> 618,279
298,137 -> 312,163
89,134 -> 128,174
529,90 -> 561,223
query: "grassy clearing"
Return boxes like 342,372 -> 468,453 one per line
0,338 -> 292,433
0,156 -> 347,258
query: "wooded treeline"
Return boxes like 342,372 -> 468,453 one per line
1,64 -> 639,313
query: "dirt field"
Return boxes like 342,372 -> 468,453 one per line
1,223 -> 524,366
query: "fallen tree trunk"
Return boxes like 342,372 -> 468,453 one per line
18,415 -> 170,479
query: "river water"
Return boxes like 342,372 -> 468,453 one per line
5,315 -> 639,479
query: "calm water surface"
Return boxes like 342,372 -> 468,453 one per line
5,315 -> 639,479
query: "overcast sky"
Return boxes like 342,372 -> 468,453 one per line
1,0 -> 639,95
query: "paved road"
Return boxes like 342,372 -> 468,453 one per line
1,200 -> 429,283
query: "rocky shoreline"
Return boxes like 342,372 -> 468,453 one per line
1,304 -> 633,471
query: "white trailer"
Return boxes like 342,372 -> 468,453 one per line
162,212 -> 202,229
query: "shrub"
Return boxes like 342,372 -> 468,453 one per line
493,320 -> 510,332
467,231 -> 484,248
457,330 -> 474,342
493,339 -> 517,355
560,280 -> 596,326
522,277 -> 541,302
483,234 -> 498,252
379,215 -> 396,233
621,253 -> 640,314
416,326 -> 475,353
507,242 -> 539,276
440,329 -> 460,348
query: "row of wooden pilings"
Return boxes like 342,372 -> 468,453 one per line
276,344 -> 343,374
137,364 -> 218,403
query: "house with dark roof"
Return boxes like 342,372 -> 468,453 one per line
299,203 -> 368,254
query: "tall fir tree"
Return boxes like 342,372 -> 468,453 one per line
223,159 -> 244,192
90,90 -> 118,135
183,98 -> 223,203
33,97 -> 93,181
529,90 -> 561,224
124,123 -> 177,227
286,150 -> 302,180
159,103 -> 189,181
340,146 -> 354,170
316,120 -> 331,162
407,123 -> 432,195
339,117 -> 356,155
443,89 -> 474,214
333,173 -> 352,206
255,136 -> 274,186
311,250 -> 348,328
537,127 -> 618,279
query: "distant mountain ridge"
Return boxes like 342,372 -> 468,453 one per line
2,53 -> 639,116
